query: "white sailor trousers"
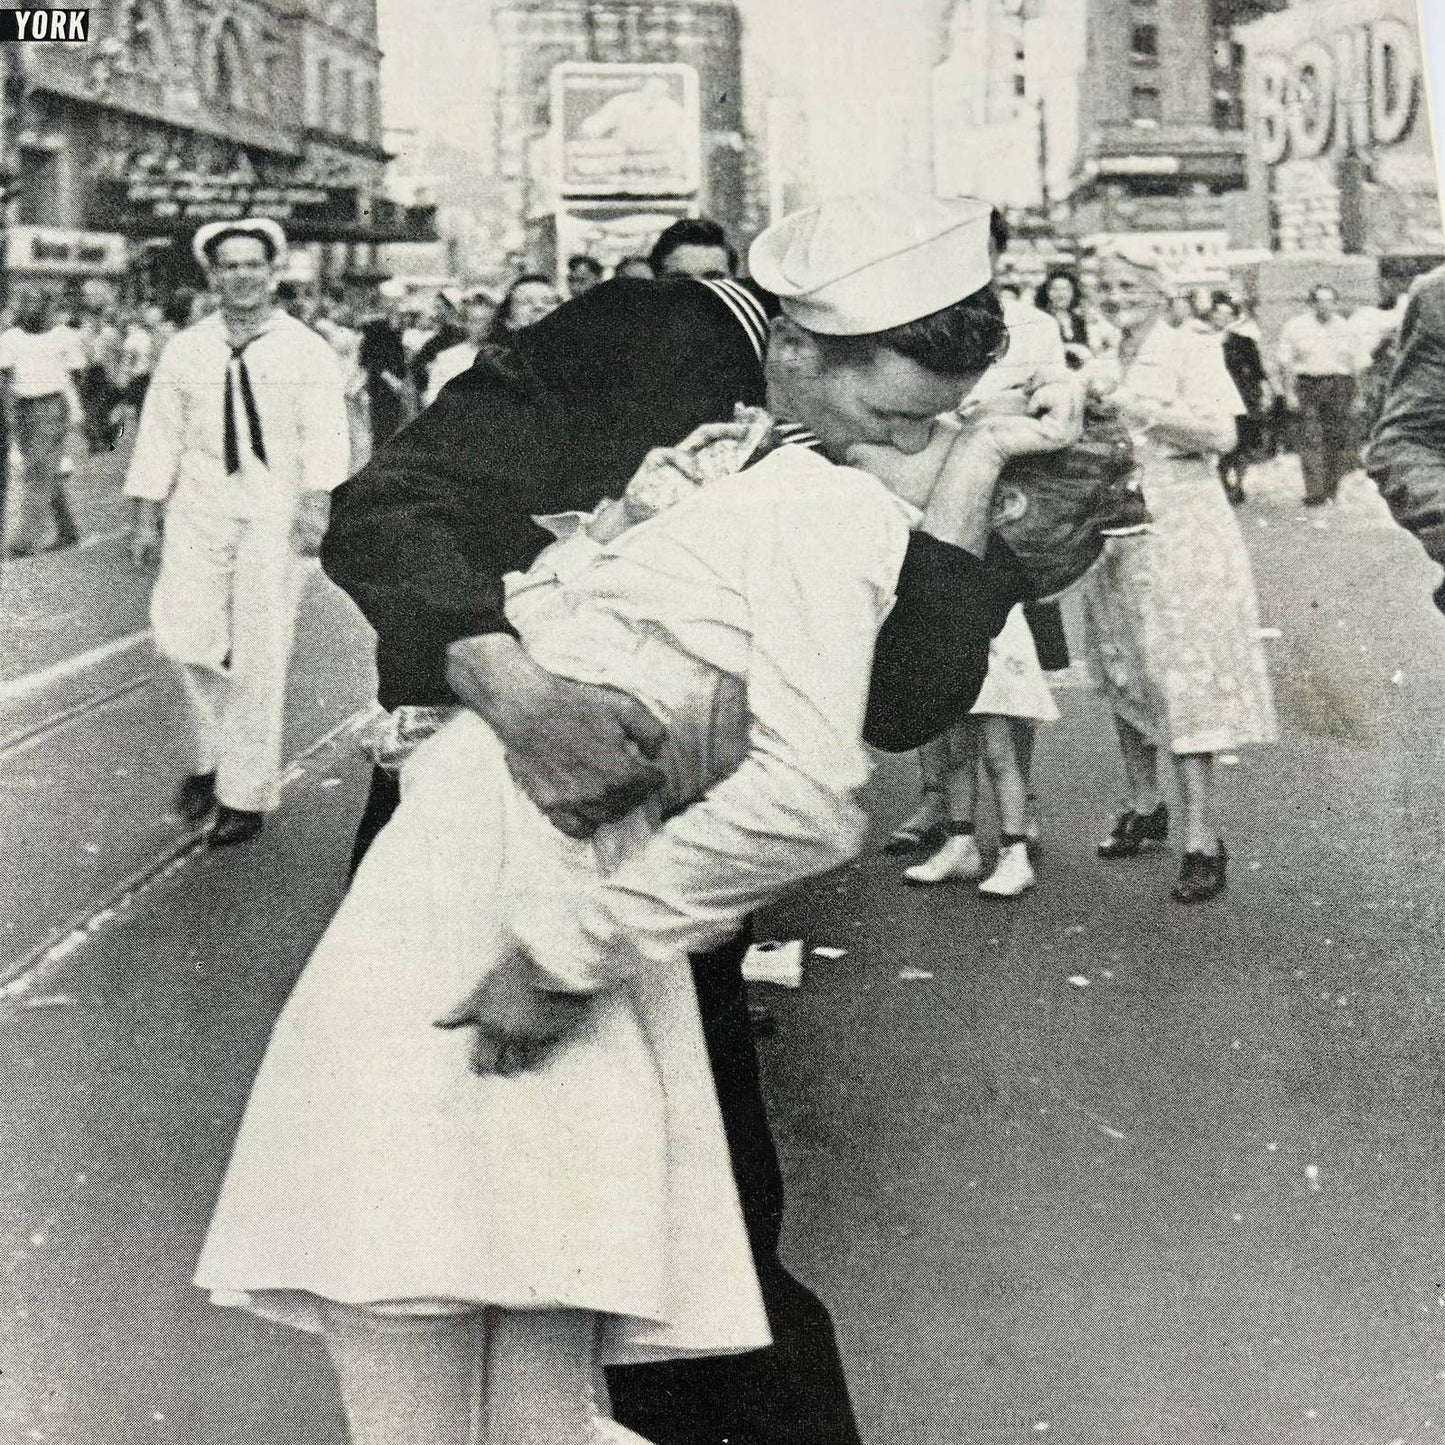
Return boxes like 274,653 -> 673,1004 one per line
150,508 -> 311,813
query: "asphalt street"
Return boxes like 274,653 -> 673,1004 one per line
0,445 -> 1442,1445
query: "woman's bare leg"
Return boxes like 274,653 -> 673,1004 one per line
320,1303 -> 486,1445
1171,751 -> 1219,854
484,1309 -> 610,1445
979,716 -> 1027,837
1113,714 -> 1163,814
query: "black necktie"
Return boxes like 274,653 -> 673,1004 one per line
223,335 -> 268,475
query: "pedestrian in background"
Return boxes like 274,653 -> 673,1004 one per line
423,291 -> 496,406
0,286 -> 87,556
359,285 -> 413,445
566,253 -> 605,298
1365,264 -> 1445,616
900,603 -> 1058,896
125,217 -> 349,848
406,288 -> 466,397
1035,268 -> 1092,368
1209,292 -> 1270,506
1083,253 -> 1277,904
648,217 -> 738,280
614,254 -> 655,281
1278,283 -> 1361,507
488,273 -> 561,338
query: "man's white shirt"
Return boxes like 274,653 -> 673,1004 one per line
124,309 -> 349,519
0,325 -> 87,398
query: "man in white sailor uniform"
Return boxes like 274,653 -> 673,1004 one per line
127,218 -> 349,847
322,192 -> 1085,1445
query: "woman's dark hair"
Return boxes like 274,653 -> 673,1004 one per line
815,284 -> 1008,379
1210,290 -> 1238,316
1035,269 -> 1081,312
566,254 -> 604,279
1035,269 -> 1087,345
489,272 -> 557,339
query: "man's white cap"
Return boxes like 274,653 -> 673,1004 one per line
749,191 -> 995,336
192,216 -> 288,268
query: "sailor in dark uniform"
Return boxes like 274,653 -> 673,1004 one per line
320,191 -> 1082,1445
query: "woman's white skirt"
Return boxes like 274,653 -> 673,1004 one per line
194,713 -> 770,1367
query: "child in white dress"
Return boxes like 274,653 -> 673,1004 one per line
901,602 -> 1059,896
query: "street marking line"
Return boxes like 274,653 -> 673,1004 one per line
0,674 -> 155,758
0,704 -> 380,998
0,630 -> 151,706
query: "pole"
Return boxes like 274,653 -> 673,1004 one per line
1037,96 -> 1050,214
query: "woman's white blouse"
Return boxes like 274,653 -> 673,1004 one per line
506,445 -> 916,993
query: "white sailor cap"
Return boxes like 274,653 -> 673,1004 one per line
192,216 -> 288,268
749,191 -> 995,336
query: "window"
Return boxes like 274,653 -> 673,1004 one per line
212,21 -> 247,109
359,78 -> 376,141
1014,73 -> 1027,98
1131,23 -> 1158,60
1130,85 -> 1161,123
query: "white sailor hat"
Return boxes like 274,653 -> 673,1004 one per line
192,216 -> 288,268
749,191 -> 995,337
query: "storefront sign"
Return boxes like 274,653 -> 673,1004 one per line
8,226 -> 127,275
1083,230 -> 1233,283
1251,16 -> 1420,166
551,63 -> 701,197
91,176 -> 359,234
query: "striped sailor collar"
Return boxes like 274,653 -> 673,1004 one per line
698,277 -> 771,364
769,420 -> 823,451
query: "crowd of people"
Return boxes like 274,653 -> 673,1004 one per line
2,183 -> 1442,1443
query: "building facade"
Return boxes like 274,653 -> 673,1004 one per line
492,0 -> 746,273
1,0 -> 433,297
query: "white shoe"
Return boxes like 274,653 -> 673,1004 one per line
979,842 -> 1036,897
904,832 -> 982,884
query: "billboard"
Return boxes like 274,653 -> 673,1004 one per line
551,63 -> 701,197
1239,0 -> 1445,257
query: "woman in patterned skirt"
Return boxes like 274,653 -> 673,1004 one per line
1081,256 -> 1278,903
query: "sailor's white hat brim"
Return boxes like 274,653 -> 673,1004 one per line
749,191 -> 996,336
192,217 -> 288,268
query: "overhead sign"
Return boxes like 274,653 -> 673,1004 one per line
551,63 -> 701,197
1250,14 -> 1421,166
554,200 -> 697,277
91,176 -> 359,234
8,225 -> 127,275
1084,230 -> 1233,282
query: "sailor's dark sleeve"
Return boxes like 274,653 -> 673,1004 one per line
863,533 -> 1026,752
320,345 -> 566,709
321,278 -> 765,711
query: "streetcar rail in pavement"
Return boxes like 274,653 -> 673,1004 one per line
0,703 -> 380,998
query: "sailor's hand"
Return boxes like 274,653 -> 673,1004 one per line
1021,368 -> 1086,447
434,949 -> 592,1075
446,634 -> 667,838
290,489 -> 332,557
